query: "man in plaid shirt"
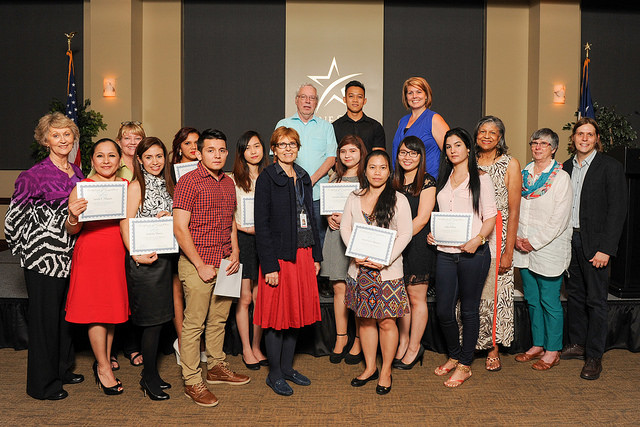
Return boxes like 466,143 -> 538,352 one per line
174,129 -> 250,407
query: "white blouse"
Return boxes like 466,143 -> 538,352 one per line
513,162 -> 573,277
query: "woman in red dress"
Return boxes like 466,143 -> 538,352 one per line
65,138 -> 129,395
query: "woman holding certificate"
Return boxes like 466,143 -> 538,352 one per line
427,128 -> 497,388
391,136 -> 437,370
320,135 -> 367,364
513,128 -> 572,370
254,127 -> 322,397
65,138 -> 129,395
5,112 -> 84,400
231,131 -> 269,370
120,137 -> 175,400
474,116 -> 521,371
340,151 -> 413,395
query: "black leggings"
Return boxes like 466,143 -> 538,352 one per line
264,328 -> 299,381
140,324 -> 163,389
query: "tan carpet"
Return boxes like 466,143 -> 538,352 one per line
1,348 -> 639,425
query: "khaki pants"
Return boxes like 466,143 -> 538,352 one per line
178,255 -> 233,385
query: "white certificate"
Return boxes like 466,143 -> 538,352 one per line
345,223 -> 397,266
128,217 -> 179,255
241,196 -> 254,228
320,182 -> 359,215
213,259 -> 242,298
77,181 -> 127,222
173,161 -> 199,182
430,212 -> 473,246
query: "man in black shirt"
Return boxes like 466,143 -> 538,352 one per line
332,80 -> 386,152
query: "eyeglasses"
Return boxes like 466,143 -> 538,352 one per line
297,95 -> 317,101
275,142 -> 298,149
120,121 -> 142,126
398,150 -> 419,158
529,140 -> 551,148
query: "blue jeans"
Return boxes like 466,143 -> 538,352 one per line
435,244 -> 491,366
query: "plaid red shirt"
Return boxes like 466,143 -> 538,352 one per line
173,162 -> 236,267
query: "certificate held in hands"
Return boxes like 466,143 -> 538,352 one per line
430,212 -> 473,246
345,223 -> 397,266
320,183 -> 359,215
77,181 -> 127,222
128,217 -> 179,256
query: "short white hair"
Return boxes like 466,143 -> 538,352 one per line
296,83 -> 317,97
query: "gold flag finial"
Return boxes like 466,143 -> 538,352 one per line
584,42 -> 592,59
65,32 -> 77,52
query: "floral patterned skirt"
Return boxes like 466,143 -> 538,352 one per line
345,266 -> 409,319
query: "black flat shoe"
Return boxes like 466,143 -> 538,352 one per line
393,345 -> 425,370
266,376 -> 293,396
344,352 -> 364,365
140,378 -> 170,401
63,372 -> 84,385
93,361 -> 123,395
242,357 -> 261,371
329,334 -> 350,364
283,370 -> 311,386
46,390 -> 68,400
258,359 -> 269,367
376,376 -> 392,395
350,369 -> 379,387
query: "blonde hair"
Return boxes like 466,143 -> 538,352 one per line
116,121 -> 146,141
402,77 -> 433,110
34,112 -> 79,147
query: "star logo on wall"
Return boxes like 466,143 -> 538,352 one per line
308,57 -> 362,113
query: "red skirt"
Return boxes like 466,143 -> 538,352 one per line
254,247 -> 321,330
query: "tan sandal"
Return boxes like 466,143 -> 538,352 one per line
444,364 -> 472,388
434,358 -> 458,376
485,356 -> 501,372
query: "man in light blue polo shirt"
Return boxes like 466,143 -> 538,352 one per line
276,83 -> 337,247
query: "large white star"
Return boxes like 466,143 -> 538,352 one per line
308,57 -> 362,110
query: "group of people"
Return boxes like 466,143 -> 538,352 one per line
4,76 -> 627,404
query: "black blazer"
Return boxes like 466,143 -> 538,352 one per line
563,152 -> 627,259
254,163 -> 322,275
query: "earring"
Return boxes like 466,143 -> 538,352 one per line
178,149 -> 182,157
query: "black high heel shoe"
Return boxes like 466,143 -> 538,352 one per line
140,378 -> 170,401
393,345 -> 425,370
329,333 -> 351,364
376,375 -> 392,395
141,370 -> 171,389
92,361 -> 123,395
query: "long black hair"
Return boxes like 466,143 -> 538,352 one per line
392,135 -> 426,197
358,150 -> 397,229
436,128 -> 481,215
232,130 -> 269,192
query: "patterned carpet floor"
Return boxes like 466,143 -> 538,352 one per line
1,347 -> 639,425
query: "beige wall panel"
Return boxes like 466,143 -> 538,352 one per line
141,0 -> 182,145
286,1 -> 384,123
486,2 -> 530,166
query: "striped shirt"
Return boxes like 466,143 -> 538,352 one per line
173,162 -> 236,267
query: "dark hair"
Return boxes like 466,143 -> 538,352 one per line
359,151 -> 397,229
171,127 -> 200,165
474,115 -> 508,156
392,136 -> 426,197
232,131 -> 269,193
345,80 -> 365,95
133,137 -> 174,205
569,117 -> 602,153
198,129 -> 227,151
91,138 -> 121,157
334,135 -> 367,185
437,128 -> 481,215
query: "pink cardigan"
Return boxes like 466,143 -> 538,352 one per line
340,191 -> 413,281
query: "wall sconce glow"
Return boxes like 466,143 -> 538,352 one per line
103,78 -> 116,97
553,84 -> 565,104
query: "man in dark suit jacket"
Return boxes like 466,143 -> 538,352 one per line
560,117 -> 627,380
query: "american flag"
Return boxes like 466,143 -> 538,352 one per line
66,49 -> 81,167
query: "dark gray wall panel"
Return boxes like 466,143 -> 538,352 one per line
183,0 -> 286,169
383,2 -> 484,149
0,1 -> 84,170
581,2 -> 640,137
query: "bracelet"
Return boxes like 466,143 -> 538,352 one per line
477,234 -> 487,245
134,256 -> 140,267
66,216 -> 78,226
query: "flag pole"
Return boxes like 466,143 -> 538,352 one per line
64,32 -> 81,168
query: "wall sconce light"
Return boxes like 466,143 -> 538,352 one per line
553,84 -> 565,104
103,78 -> 116,97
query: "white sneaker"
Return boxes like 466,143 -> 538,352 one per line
173,338 -> 181,366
